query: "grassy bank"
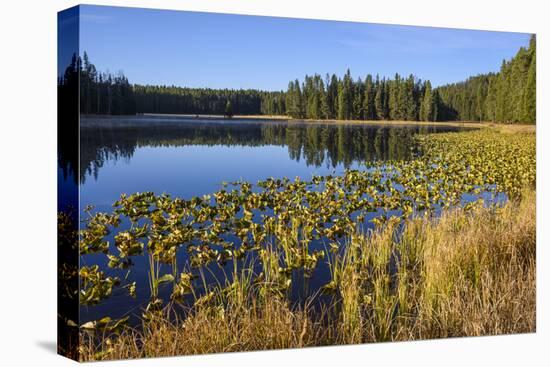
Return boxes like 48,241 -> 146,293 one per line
80,188 -> 535,360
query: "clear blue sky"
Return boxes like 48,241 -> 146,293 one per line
76,4 -> 532,91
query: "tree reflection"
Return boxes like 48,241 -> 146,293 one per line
72,118 -> 459,182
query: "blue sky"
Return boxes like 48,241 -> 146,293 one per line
75,5 -> 532,90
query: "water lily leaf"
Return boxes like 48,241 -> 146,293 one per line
154,274 -> 174,288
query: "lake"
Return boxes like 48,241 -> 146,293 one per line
63,115 -> 466,323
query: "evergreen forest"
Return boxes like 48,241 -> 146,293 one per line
58,35 -> 535,123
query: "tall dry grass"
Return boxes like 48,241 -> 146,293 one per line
80,190 -> 535,361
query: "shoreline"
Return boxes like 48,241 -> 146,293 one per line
82,113 -> 536,132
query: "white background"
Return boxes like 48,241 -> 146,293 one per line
0,0 -> 547,365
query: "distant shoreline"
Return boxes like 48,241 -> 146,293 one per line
80,113 -> 535,133
142,113 -> 289,120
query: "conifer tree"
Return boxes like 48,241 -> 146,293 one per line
404,74 -> 417,120
352,78 -> 364,120
328,74 -> 339,119
337,81 -> 346,120
420,80 -> 433,121
522,36 -> 536,123
389,74 -> 400,120
364,74 -> 375,120
319,78 -> 330,119
374,75 -> 384,120
224,100 -> 233,118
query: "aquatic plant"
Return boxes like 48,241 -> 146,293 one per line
79,186 -> 536,360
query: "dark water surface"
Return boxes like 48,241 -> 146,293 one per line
62,116 -> 466,323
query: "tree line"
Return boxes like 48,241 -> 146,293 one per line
437,35 -> 535,123
281,35 -> 535,124
284,71 -> 439,122
79,52 -> 136,115
65,52 -> 284,116
132,85 -> 285,116
59,35 -> 535,123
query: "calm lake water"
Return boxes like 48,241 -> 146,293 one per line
78,116 -> 448,210
63,116 -> 466,323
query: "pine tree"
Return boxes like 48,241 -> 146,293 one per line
389,74 -> 400,120
286,80 -> 305,118
475,83 -> 485,121
337,81 -> 346,120
328,74 -> 339,119
397,76 -> 409,120
522,35 -> 536,123
319,78 -> 330,119
342,69 -> 353,120
374,75 -> 384,120
420,80 -> 433,121
224,100 -> 233,118
383,79 -> 390,119
364,74 -> 375,120
432,90 -> 440,122
404,74 -> 417,120
495,60 -> 509,122
352,78 -> 364,120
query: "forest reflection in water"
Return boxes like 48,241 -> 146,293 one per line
77,116 -> 461,185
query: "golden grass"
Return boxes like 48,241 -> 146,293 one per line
394,188 -> 535,339
482,122 -> 536,134
80,189 -> 535,361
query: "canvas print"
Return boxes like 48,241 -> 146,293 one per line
57,5 -> 536,361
